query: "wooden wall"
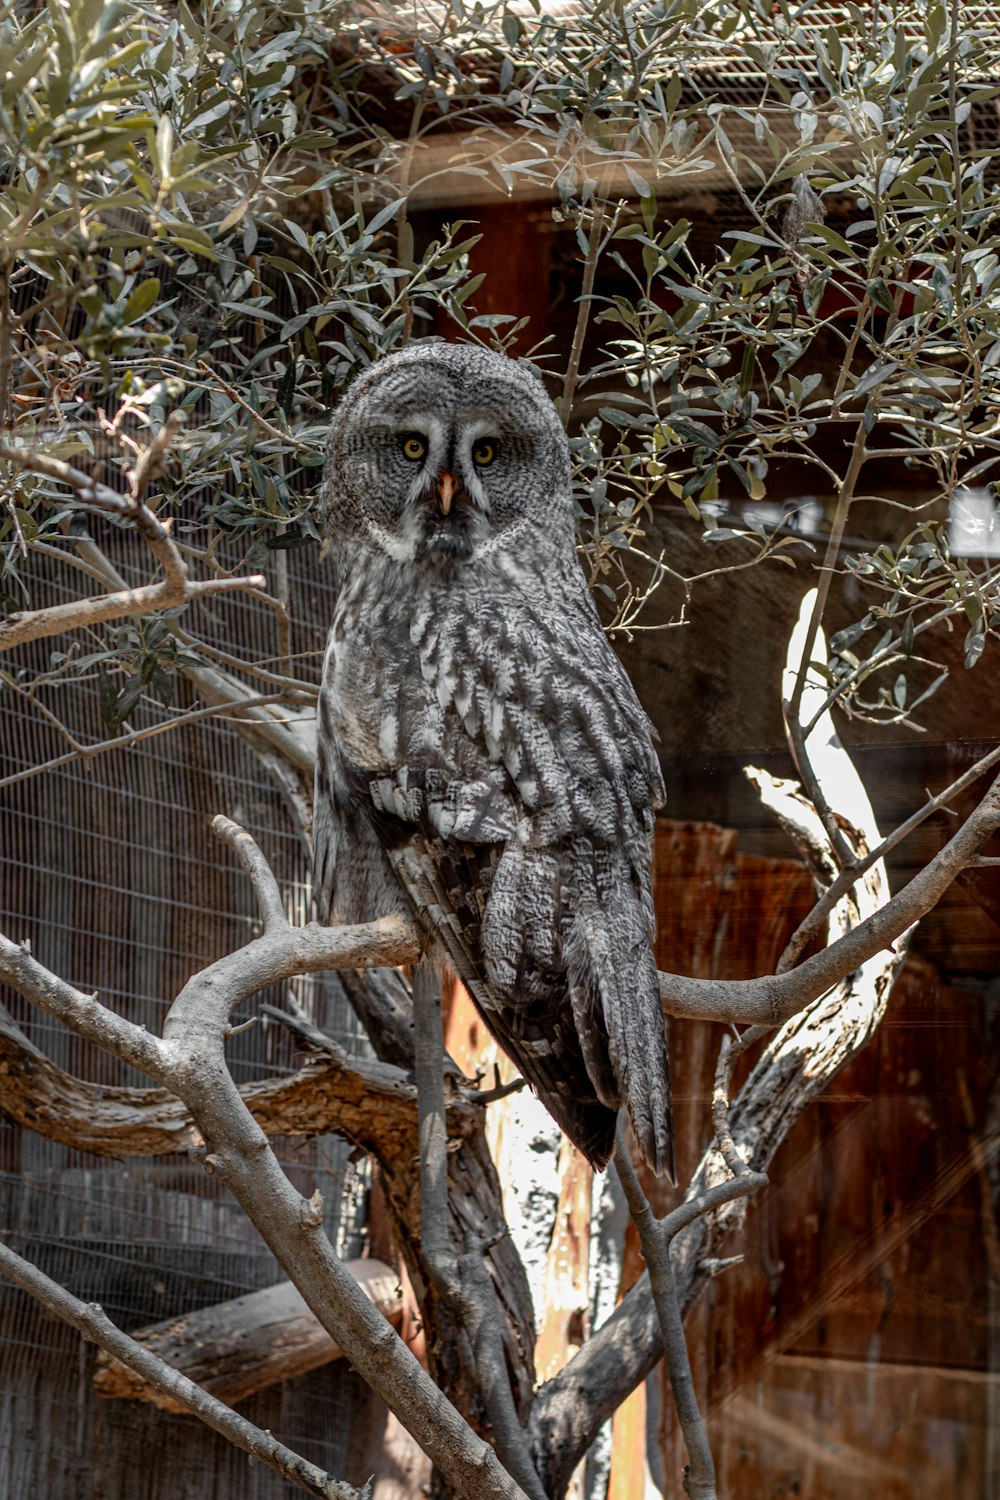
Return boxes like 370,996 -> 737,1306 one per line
605,821 -> 1000,1500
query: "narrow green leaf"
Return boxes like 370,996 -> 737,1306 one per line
121,278 -> 161,324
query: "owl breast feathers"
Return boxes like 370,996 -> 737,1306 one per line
313,342 -> 673,1177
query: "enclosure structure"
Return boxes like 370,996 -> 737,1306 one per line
1,2 -> 999,1497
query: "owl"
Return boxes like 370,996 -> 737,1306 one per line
313,343 -> 673,1177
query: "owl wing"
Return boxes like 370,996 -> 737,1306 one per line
338,755 -> 623,1169
325,575 -> 672,1176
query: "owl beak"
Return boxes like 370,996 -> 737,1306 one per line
437,471 -> 458,516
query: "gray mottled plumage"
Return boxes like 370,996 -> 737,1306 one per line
313,343 -> 673,1176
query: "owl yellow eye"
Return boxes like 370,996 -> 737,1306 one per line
472,438 -> 497,467
400,434 -> 426,462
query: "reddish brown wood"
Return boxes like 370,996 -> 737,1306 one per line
632,823 -> 999,1500
435,202 -> 552,355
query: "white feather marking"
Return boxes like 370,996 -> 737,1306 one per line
454,678 -> 472,718
378,712 -> 398,761
436,670 -> 456,710
410,605 -> 433,643
362,514 -> 414,562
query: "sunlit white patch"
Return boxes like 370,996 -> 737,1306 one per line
504,742 -> 523,780
378,712 -> 398,761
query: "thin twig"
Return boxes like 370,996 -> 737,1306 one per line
0,694 -> 287,791
777,740 -> 1000,970
0,257 -> 10,432
785,419 -> 869,789
0,440 -> 266,651
561,197 -> 609,429
656,763 -> 999,1023
196,361 -> 292,442
0,440 -> 172,542
213,814 -> 287,931
0,823 -> 525,1500
784,713 -> 857,869
614,1120 -> 765,1500
712,1028 -> 767,1178
260,996 -> 349,1062
466,1077 -> 527,1107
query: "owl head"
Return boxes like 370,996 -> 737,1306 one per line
321,343 -> 571,568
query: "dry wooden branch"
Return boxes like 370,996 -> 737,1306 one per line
412,961 -> 547,1500
0,439 -> 266,650
614,1119 -> 766,1500
53,527 -> 316,778
0,691 -> 289,792
0,972 -> 538,1449
776,738 -> 1000,970
0,995 -> 446,1160
2,705 -> 994,1500
529,593 -> 922,1495
0,1237 -> 369,1500
654,763 -> 998,1025
0,819 -> 528,1500
93,1262 -> 404,1410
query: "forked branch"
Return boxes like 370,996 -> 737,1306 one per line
0,818 -> 527,1500
412,960 -> 547,1500
614,1117 -> 766,1500
0,437 -> 266,650
529,593 -> 925,1494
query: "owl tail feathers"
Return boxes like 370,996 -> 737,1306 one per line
565,895 -> 676,1183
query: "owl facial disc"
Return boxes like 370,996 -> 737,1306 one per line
323,343 -> 573,571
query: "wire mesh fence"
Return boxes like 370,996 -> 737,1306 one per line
0,530 -> 373,1498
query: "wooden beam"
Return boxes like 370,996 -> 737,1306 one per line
93,1261 -> 403,1411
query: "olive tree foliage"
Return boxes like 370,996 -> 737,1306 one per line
2,2 -> 1000,1499
2,0 -> 999,697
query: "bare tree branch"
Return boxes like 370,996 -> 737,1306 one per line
0,1236 -> 370,1500
614,1119 -> 765,1500
530,592 -> 917,1494
0,818 -> 529,1500
49,527 -> 317,780
777,739 -> 1000,970
655,766 -> 997,1024
0,438 -> 266,650
412,961 -> 548,1500
0,691 -> 289,792
0,994 -> 444,1159
93,1263 -> 404,1410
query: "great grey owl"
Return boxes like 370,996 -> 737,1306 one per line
314,343 -> 673,1177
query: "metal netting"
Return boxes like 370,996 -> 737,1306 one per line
0,526 -> 373,1498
